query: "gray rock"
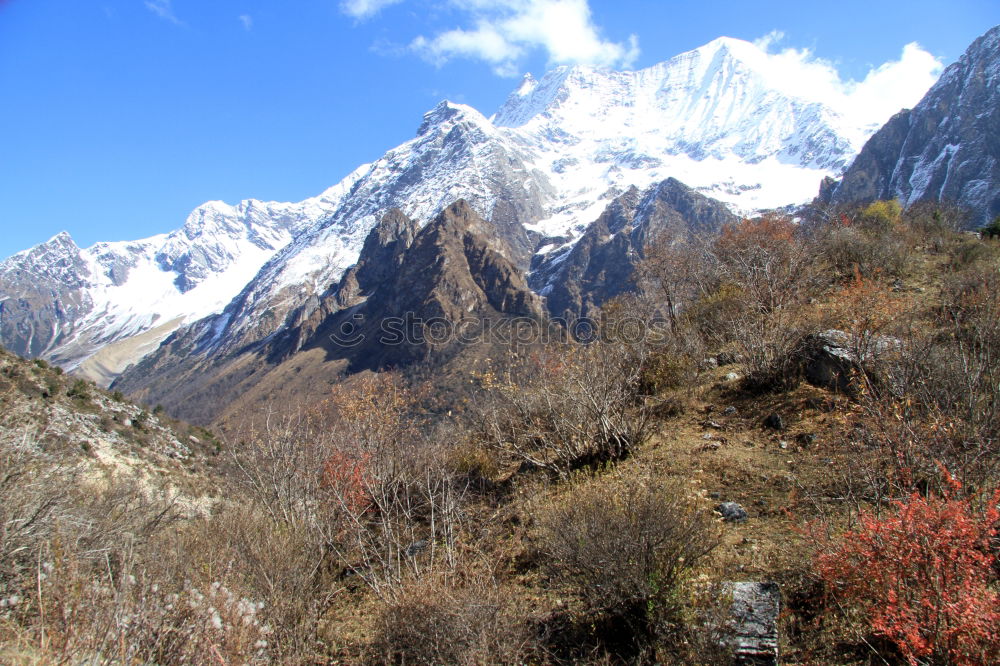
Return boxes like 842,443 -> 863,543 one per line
801,329 -> 900,394
716,502 -> 748,523
405,539 -> 429,557
724,372 -> 740,382
727,582 -> 780,665
723,406 -> 738,416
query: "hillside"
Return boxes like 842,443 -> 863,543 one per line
4,199 -> 999,664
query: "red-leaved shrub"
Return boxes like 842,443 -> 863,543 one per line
816,472 -> 1000,665
322,449 -> 373,515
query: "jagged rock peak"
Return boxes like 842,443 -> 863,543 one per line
417,100 -> 493,136
352,208 -> 419,293
825,24 -> 1000,225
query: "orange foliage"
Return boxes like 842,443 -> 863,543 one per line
322,450 -> 373,515
716,214 -> 797,252
816,471 -> 1000,665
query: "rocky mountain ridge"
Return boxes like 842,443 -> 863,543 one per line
823,25 -> 1000,224
1,34 -> 953,386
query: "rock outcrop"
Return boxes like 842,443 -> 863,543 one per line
825,25 -> 1000,226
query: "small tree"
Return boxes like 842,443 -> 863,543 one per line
981,214 -> 1000,239
815,472 -> 1000,665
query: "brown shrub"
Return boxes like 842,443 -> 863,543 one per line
534,475 -> 720,646
370,576 -> 534,665
474,341 -> 656,479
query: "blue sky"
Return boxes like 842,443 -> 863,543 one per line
0,0 -> 996,259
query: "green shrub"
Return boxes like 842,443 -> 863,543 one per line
981,214 -> 1000,239
67,379 -> 90,401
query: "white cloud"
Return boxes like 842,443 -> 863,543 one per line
144,0 -> 183,26
750,32 -> 944,135
410,0 -> 639,76
847,42 -> 943,125
239,14 -> 253,31
341,0 -> 404,19
752,30 -> 785,52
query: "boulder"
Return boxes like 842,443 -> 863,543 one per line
716,501 -> 748,523
762,413 -> 784,431
801,329 -> 900,394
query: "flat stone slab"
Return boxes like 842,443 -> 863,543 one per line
727,581 -> 780,665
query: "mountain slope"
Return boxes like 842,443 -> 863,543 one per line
824,25 -> 1000,224
0,176 -> 364,383
4,35 -> 902,386
112,201 -> 545,425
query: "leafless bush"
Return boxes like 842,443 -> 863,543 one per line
0,448 -> 72,587
534,475 -> 720,642
474,340 -> 655,479
905,200 -> 971,250
637,233 -> 717,336
370,575 -> 534,665
730,308 -> 816,393
713,215 -> 822,315
19,551 -> 268,665
841,267 -> 1000,497
229,375 -> 471,603
818,224 -> 910,280
0,440 -> 272,664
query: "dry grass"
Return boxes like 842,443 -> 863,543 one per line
2,203 -> 998,664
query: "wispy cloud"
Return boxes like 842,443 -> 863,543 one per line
409,0 -> 638,76
341,0 -> 404,20
750,31 -> 944,132
144,0 -> 183,26
239,14 -> 253,31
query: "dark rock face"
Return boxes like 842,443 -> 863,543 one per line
0,233 -> 93,360
531,178 -> 738,321
727,582 -> 780,665
826,25 -> 1000,226
310,199 -> 545,370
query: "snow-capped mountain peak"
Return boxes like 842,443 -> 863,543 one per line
0,175 -> 367,381
3,33 -> 932,386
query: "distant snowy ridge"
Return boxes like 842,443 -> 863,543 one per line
0,171 -> 365,379
195,36 -> 878,357
2,35 -> 917,378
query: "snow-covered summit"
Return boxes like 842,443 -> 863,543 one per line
0,178 -> 364,380
3,34 -> 929,382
